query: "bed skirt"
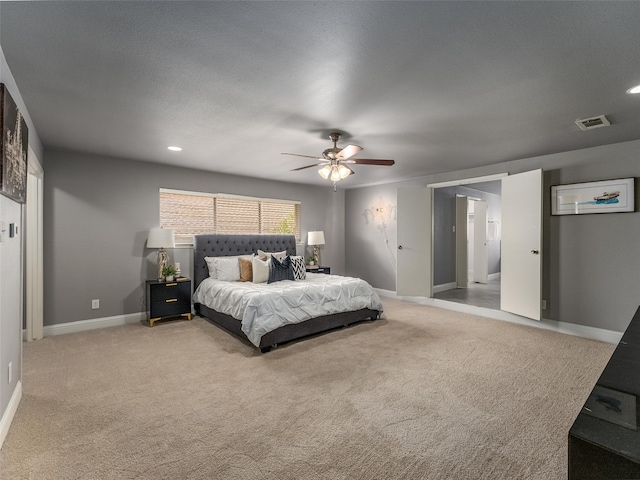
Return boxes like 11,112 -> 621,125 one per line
195,303 -> 380,353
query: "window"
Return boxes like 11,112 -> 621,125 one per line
159,189 -> 301,245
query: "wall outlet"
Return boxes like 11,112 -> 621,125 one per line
92,299 -> 100,310
541,299 -> 547,310
8,362 -> 12,384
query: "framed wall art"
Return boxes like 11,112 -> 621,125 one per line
0,83 -> 28,204
551,178 -> 635,215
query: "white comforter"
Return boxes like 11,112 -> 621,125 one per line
192,273 -> 384,346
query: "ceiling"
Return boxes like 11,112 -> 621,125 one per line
1,1 -> 639,189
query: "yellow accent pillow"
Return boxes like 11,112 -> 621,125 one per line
238,257 -> 253,282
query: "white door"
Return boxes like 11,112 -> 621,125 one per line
26,169 -> 44,341
455,196 -> 468,288
397,187 -> 432,297
473,200 -> 488,283
500,169 -> 542,320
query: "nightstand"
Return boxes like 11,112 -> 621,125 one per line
306,266 -> 330,274
146,279 -> 192,326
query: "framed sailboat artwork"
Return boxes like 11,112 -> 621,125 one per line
551,178 -> 635,215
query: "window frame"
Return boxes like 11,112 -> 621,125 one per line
159,188 -> 301,246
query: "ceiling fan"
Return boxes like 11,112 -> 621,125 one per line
282,132 -> 395,189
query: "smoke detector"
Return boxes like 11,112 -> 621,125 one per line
575,115 -> 610,131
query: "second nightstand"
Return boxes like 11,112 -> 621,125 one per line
306,266 -> 330,275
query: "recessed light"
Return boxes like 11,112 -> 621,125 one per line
167,146 -> 182,152
626,84 -> 640,94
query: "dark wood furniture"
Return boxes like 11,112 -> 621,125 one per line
146,279 -> 192,326
193,234 -> 380,353
568,306 -> 640,479
306,266 -> 330,274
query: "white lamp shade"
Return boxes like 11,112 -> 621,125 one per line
147,227 -> 175,249
308,231 -> 325,246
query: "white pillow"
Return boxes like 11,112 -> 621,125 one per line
204,255 -> 251,280
257,249 -> 287,261
204,256 -> 219,278
213,257 -> 242,282
252,256 -> 270,284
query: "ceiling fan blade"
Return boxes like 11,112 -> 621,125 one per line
336,144 -> 363,160
349,158 -> 395,166
291,163 -> 322,171
281,152 -> 322,160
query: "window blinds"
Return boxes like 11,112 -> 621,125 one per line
159,189 -> 301,244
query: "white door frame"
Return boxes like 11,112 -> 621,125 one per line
25,146 -> 44,341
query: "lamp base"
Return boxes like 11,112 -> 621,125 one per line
313,245 -> 320,267
157,248 -> 168,280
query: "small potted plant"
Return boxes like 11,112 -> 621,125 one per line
308,255 -> 317,267
162,264 -> 178,282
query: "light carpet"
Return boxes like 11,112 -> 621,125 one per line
0,298 -> 614,479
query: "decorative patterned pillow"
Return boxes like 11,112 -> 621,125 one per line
268,255 -> 294,284
252,256 -> 270,284
290,255 -> 306,280
238,257 -> 253,282
257,249 -> 287,261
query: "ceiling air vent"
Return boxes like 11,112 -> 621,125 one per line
575,115 -> 610,131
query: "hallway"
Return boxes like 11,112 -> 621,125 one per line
433,276 -> 500,310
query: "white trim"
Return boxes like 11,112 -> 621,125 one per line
160,187 -> 216,198
218,192 -> 301,205
432,282 -> 457,294
427,173 -> 508,189
42,312 -> 146,337
0,381 -> 22,449
488,272 -> 501,281
375,289 -> 622,345
159,187 -> 301,205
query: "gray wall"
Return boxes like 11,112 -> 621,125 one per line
433,185 -> 501,286
0,46 -> 43,434
345,139 -> 640,333
43,149 -> 345,326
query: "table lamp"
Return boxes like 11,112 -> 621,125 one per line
147,227 -> 175,280
308,231 -> 325,267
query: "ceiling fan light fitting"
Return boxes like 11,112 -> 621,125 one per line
337,164 -> 351,179
318,165 -> 331,179
330,167 -> 342,182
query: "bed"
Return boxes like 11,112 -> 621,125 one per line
192,234 -> 382,352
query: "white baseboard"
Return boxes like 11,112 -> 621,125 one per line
488,272 -> 501,281
0,380 -> 22,450
42,312 -> 146,337
374,289 -> 622,345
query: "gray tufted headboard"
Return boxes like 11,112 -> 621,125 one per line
193,234 -> 297,289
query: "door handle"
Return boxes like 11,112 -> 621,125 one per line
531,249 -> 539,255
398,245 -> 403,250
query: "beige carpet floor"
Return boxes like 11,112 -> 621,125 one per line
0,298 -> 614,480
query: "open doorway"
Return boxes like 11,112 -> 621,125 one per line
432,180 -> 502,309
